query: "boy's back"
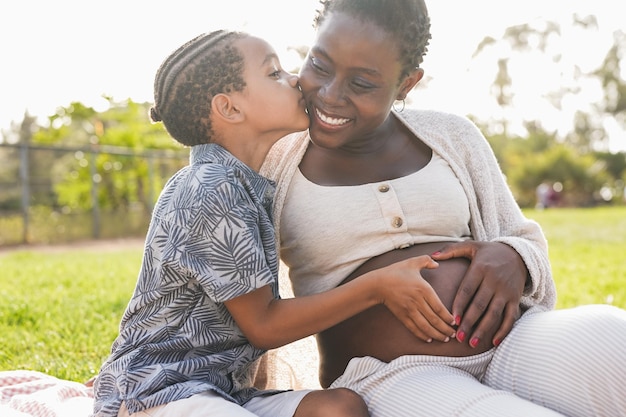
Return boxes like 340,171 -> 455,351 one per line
94,144 -> 279,415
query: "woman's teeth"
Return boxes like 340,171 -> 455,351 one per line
315,108 -> 350,126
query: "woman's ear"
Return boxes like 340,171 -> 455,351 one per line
397,68 -> 424,100
211,93 -> 244,123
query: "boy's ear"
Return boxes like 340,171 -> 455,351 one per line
211,93 -> 244,123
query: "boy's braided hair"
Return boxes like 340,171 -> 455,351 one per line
150,30 -> 247,146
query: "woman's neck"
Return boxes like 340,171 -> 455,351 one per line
301,115 -> 431,186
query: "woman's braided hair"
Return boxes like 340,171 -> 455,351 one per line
150,30 -> 248,146
313,0 -> 431,81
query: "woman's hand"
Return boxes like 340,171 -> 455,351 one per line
375,255 -> 457,343
431,241 -> 526,348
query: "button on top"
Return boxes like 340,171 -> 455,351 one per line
392,217 -> 403,228
378,184 -> 390,193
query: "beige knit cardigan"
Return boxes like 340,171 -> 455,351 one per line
257,108 -> 556,390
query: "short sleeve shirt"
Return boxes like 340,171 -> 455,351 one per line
93,144 -> 279,417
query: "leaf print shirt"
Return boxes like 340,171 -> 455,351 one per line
93,143 -> 279,417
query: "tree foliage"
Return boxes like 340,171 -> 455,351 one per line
469,13 -> 626,207
15,98 -> 187,213
3,17 -> 625,213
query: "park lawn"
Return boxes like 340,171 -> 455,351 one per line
0,206 -> 625,382
0,242 -> 143,382
526,206 -> 626,308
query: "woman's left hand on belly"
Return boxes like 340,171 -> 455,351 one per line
431,241 -> 526,348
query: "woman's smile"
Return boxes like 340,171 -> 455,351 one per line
313,106 -> 352,127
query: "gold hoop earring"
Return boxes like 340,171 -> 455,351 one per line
393,99 -> 405,113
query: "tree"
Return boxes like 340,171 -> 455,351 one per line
507,144 -> 609,207
29,98 -> 187,212
589,30 -> 626,148
471,14 -> 625,154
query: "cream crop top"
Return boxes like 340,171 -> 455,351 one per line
280,152 -> 472,297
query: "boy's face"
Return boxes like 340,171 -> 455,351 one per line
233,36 -> 310,140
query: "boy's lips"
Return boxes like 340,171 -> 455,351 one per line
299,97 -> 308,111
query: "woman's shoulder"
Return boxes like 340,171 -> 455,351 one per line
271,131 -> 309,152
397,108 -> 494,166
400,108 -> 478,131
398,108 -> 487,147
261,131 -> 309,179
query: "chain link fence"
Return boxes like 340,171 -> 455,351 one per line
0,142 -> 188,247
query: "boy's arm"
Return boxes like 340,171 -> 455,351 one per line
224,255 -> 456,350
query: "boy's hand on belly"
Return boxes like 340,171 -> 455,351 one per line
377,255 -> 457,343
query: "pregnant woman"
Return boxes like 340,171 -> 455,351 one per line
260,0 -> 626,416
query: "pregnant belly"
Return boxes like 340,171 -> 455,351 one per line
317,241 -> 495,388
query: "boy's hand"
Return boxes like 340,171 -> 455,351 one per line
377,255 -> 456,343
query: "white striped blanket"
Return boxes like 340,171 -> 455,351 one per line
0,370 -> 93,417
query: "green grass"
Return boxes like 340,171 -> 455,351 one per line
0,245 -> 142,382
525,206 -> 626,309
0,206 -> 625,382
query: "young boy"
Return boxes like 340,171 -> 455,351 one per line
93,30 -> 455,417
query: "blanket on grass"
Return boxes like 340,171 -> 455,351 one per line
0,333 -> 319,416
0,370 -> 94,417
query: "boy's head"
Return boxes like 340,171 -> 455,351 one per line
150,30 -> 309,148
150,30 -> 247,146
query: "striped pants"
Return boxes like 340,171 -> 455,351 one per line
330,304 -> 626,417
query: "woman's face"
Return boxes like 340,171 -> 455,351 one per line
299,12 -> 420,151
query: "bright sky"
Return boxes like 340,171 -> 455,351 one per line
1,0 -> 624,151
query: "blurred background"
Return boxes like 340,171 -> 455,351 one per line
1,0 -> 625,246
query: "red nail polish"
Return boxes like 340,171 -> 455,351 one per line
493,338 -> 501,347
454,315 -> 461,326
457,331 -> 465,342
431,251 -> 441,256
470,337 -> 480,348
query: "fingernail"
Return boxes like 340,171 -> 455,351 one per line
431,251 -> 441,256
454,315 -> 461,326
427,338 -> 433,343
443,336 -> 450,342
493,338 -> 501,347
470,337 -> 480,348
457,331 -> 465,342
